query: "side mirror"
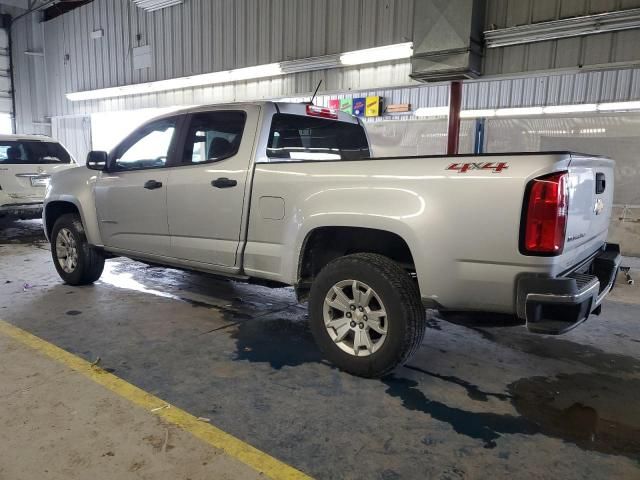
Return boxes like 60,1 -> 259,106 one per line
86,151 -> 108,171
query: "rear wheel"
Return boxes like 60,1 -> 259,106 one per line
309,253 -> 426,378
51,213 -> 105,285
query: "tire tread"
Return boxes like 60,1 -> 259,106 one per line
310,253 -> 425,378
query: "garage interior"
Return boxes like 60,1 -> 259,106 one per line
1,0 -> 640,479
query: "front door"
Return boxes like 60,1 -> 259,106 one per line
167,106 -> 259,267
95,117 -> 179,257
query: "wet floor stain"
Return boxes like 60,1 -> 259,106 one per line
404,365 -> 511,402
510,373 -> 640,459
0,218 -> 47,245
231,317 -> 323,370
383,376 -> 538,448
385,371 -> 640,459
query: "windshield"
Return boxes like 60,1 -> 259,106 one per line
266,114 -> 370,161
0,140 -> 72,164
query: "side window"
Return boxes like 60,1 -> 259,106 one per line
182,111 -> 246,164
0,143 -> 27,163
114,118 -> 177,171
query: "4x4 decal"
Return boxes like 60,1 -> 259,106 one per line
447,162 -> 509,173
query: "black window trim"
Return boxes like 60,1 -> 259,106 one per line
173,110 -> 248,168
107,115 -> 186,173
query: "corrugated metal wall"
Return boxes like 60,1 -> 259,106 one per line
10,9 -> 50,135
39,0 -> 417,117
485,0 -> 640,75
51,115 -> 91,164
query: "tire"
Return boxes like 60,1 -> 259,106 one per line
51,213 -> 105,285
308,253 -> 426,378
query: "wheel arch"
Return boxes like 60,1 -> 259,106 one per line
295,226 -> 417,300
44,200 -> 81,240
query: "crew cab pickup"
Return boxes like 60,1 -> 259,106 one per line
0,134 -> 76,219
43,102 -> 620,377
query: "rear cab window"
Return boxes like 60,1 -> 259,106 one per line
266,114 -> 370,161
0,140 -> 72,164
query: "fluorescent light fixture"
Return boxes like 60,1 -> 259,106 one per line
281,55 -> 341,74
414,106 -> 449,117
67,63 -> 283,101
543,104 -> 597,114
460,109 -> 497,118
68,42 -> 413,101
416,102 -> 639,119
485,8 -> 640,49
133,0 -> 183,12
598,101 -> 640,111
495,107 -> 544,117
340,42 -> 413,66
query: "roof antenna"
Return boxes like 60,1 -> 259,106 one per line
308,80 -> 323,105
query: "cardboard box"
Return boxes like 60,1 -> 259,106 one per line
353,97 -> 366,117
365,96 -> 381,117
339,98 -> 353,114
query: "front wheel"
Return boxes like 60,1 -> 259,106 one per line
308,253 -> 426,378
51,213 -> 105,285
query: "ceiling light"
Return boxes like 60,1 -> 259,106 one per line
485,8 -> 640,48
133,0 -> 183,12
67,43 -> 413,101
340,42 -> 413,66
495,107 -> 544,117
598,101 -> 640,111
460,109 -> 497,118
414,106 -> 449,117
543,104 -> 597,114
281,55 -> 341,74
67,63 -> 283,101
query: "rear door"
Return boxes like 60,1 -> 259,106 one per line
166,106 -> 259,268
0,140 -> 75,205
94,117 -> 180,257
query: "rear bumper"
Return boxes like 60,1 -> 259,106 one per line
517,243 -> 621,335
0,203 -> 43,218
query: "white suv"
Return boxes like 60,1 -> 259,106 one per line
0,134 -> 76,219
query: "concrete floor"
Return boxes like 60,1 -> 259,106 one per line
1,217 -> 640,479
0,334 -> 264,480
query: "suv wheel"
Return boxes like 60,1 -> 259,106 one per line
309,253 -> 426,378
51,213 -> 105,285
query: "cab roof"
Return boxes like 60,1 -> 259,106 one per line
154,101 -> 361,125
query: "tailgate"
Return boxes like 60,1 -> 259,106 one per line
563,154 -> 615,259
0,164 -> 73,204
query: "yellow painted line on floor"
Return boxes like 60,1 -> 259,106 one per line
0,319 -> 313,480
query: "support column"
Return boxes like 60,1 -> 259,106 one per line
473,118 -> 486,154
447,81 -> 463,155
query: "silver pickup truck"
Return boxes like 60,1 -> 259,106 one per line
43,102 -> 621,377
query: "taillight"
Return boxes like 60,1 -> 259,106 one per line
306,104 -> 338,119
522,171 -> 569,255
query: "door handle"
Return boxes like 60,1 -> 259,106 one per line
211,177 -> 238,188
144,180 -> 163,190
